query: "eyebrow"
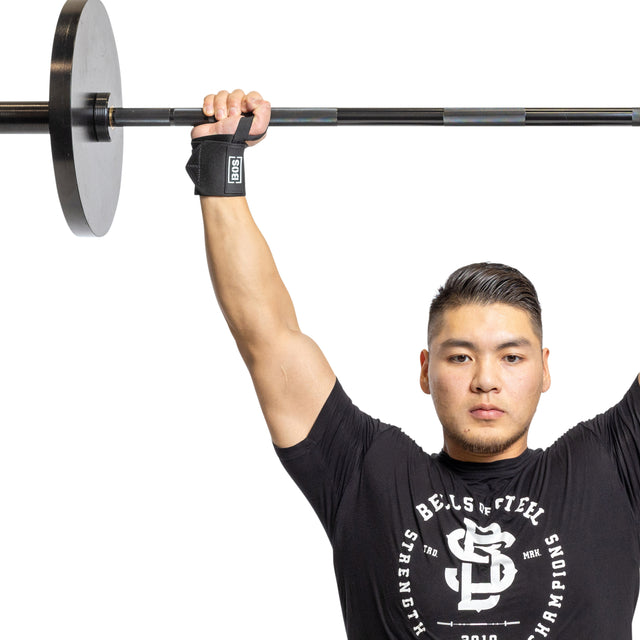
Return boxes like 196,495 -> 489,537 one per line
439,338 -> 533,351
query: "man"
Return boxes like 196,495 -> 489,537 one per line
186,90 -> 640,639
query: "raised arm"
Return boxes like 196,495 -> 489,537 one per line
192,90 -> 336,448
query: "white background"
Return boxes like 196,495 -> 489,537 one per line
1,0 -> 639,637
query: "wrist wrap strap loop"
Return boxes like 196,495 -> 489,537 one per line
185,115 -> 257,197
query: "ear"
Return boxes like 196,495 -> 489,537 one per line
541,348 -> 551,393
420,349 -> 431,395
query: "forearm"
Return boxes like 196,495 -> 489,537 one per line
201,196 -> 299,356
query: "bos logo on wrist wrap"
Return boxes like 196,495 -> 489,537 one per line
227,156 -> 243,186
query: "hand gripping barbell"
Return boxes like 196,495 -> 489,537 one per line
1,0 -> 638,237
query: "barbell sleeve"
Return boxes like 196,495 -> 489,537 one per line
0,102 -> 50,133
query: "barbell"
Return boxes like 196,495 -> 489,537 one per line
1,0 -> 639,237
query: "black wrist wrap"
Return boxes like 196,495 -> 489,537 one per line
185,116 -> 259,197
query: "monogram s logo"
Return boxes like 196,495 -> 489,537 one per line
445,518 -> 518,613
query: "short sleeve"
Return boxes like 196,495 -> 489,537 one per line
579,377 -> 640,516
274,379 -> 388,541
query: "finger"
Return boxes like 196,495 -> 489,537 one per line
213,90 -> 230,121
241,91 -> 269,141
202,94 -> 216,117
242,91 -> 264,113
249,100 -> 271,139
228,89 -> 245,117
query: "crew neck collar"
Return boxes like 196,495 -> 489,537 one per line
437,448 -> 534,480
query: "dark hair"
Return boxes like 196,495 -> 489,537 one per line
428,262 -> 542,345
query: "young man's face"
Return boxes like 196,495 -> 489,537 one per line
420,303 -> 550,462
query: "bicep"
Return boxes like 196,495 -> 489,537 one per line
242,329 -> 336,448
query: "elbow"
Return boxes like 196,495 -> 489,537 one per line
228,312 -> 300,363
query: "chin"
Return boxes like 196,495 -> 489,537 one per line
443,423 -> 529,457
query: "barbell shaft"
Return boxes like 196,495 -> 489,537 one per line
3,104 -> 640,133
111,107 -> 640,127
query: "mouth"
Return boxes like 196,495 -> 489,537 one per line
469,404 -> 505,420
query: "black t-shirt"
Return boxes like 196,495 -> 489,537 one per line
275,378 -> 640,639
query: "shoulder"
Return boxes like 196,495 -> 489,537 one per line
274,379 -> 404,462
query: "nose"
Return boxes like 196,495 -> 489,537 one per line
471,358 -> 501,394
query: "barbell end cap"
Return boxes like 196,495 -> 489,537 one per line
632,109 -> 640,126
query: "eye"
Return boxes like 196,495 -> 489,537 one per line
504,354 -> 522,364
449,354 -> 471,364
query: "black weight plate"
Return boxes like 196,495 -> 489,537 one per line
50,0 -> 122,237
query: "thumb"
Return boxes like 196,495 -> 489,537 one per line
191,113 -> 243,140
